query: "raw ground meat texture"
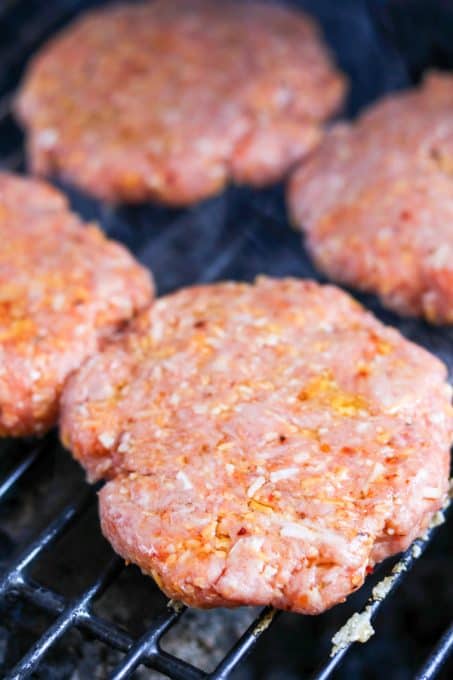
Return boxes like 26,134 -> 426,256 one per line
288,72 -> 453,324
0,171 -> 153,436
60,277 -> 452,614
16,0 -> 346,205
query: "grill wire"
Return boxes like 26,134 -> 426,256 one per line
0,1 -> 452,678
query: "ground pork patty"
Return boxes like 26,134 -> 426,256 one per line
288,72 -> 453,324
15,0 -> 346,206
0,172 -> 153,437
60,277 -> 452,614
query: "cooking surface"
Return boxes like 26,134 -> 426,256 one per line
0,1 -> 452,678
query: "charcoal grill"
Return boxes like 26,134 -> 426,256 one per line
0,1 -> 452,679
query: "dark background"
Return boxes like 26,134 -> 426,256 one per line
0,1 -> 452,678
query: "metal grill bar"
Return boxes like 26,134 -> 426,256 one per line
10,573 -> 207,678
2,439 -> 448,680
110,646 -> 205,680
0,488 -> 93,596
415,623 -> 453,680
208,607 -> 278,680
312,506 -> 451,680
0,198 -> 450,680
0,487 -> 207,678
5,557 -> 122,680
196,232 -> 248,284
0,441 -> 43,501
15,575 -> 66,614
108,606 -> 200,680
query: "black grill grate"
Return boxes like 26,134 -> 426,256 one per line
0,451 -> 277,680
0,1 -> 452,679
0,438 -> 451,680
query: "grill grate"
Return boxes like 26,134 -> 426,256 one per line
0,449 -> 277,680
0,438 -> 451,680
0,1 -> 452,678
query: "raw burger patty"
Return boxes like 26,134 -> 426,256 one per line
15,0 -> 346,206
288,72 -> 453,324
0,172 -> 153,437
60,277 -> 452,614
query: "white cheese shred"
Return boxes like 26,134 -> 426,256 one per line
331,607 -> 374,656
